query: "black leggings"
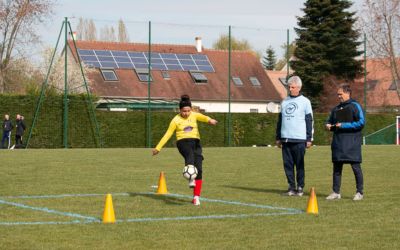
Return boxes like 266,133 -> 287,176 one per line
176,138 -> 204,180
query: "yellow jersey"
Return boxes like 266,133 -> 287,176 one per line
155,112 -> 211,151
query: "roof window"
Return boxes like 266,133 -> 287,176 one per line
100,69 -> 118,81
135,68 -> 152,82
190,71 -> 208,84
249,77 -> 261,86
232,77 -> 243,86
161,71 -> 171,80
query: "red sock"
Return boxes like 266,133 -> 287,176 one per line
193,179 -> 203,196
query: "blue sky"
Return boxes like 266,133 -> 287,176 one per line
38,0 -> 364,58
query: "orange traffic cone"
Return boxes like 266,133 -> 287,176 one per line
306,187 -> 319,215
102,194 -> 116,223
156,172 -> 168,194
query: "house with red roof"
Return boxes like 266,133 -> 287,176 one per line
68,38 -> 282,113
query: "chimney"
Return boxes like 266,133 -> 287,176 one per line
69,31 -> 77,40
195,37 -> 202,52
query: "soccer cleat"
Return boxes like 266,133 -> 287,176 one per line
297,187 -> 304,197
192,196 -> 200,206
188,178 -> 196,188
326,192 -> 341,200
353,192 -> 363,201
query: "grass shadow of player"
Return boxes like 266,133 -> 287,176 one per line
223,185 -> 284,195
128,192 -> 189,206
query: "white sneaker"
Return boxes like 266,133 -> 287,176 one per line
283,190 -> 297,196
188,178 -> 196,188
192,196 -> 200,206
297,187 -> 304,197
326,192 -> 341,200
353,192 -> 363,201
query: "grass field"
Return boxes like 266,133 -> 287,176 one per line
0,146 -> 399,249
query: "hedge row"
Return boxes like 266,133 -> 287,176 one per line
0,95 -> 397,148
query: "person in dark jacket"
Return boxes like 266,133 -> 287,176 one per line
1,114 -> 13,149
325,84 -> 365,201
14,114 -> 26,149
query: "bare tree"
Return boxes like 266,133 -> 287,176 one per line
39,47 -> 94,94
87,19 -> 97,41
118,19 -> 129,43
75,18 -> 97,41
100,25 -> 116,42
359,0 -> 400,98
76,17 -> 84,40
0,0 -> 54,93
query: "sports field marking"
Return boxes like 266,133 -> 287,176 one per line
0,199 -> 99,221
0,192 -> 303,226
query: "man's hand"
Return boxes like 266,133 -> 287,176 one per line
276,140 -> 282,148
208,119 -> 218,125
152,149 -> 159,156
325,124 -> 332,131
306,141 -> 312,148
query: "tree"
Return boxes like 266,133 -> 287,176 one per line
37,47 -> 94,94
100,25 -> 116,42
0,0 -> 54,93
292,0 -> 363,103
359,0 -> 400,99
212,34 -> 252,51
275,42 -> 297,70
75,18 -> 97,41
262,46 -> 277,70
118,19 -> 129,43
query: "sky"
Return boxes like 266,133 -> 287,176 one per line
37,0 -> 365,58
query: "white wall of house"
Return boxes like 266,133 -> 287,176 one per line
192,101 -> 281,113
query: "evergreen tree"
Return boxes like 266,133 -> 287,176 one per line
262,46 -> 277,70
292,0 -> 363,102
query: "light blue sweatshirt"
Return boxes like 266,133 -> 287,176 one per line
276,95 -> 313,142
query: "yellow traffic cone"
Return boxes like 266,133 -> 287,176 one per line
156,172 -> 168,194
102,193 -> 116,223
306,187 -> 319,215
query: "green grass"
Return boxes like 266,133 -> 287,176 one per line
0,146 -> 399,249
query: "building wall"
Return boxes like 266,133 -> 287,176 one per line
192,101 -> 281,113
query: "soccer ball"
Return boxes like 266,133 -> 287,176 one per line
182,165 -> 198,180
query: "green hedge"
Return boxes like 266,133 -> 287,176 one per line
0,95 -> 397,148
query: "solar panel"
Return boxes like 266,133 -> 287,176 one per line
77,49 -> 214,72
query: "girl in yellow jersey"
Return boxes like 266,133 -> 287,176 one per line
152,95 -> 218,206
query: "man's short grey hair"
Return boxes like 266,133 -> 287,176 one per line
287,76 -> 302,88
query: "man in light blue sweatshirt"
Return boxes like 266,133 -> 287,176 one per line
276,76 -> 313,196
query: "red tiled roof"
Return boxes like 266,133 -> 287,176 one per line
68,40 -> 281,102
265,70 -> 288,99
354,58 -> 400,107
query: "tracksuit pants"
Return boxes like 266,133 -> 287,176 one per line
332,162 -> 364,194
282,142 -> 306,191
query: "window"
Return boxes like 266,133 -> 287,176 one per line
389,80 -> 398,91
135,68 -> 152,82
161,71 -> 170,80
190,71 -> 208,83
249,77 -> 261,86
250,108 -> 259,113
100,69 -> 118,81
232,77 -> 243,86
279,77 -> 288,85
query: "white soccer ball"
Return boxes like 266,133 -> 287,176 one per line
182,165 -> 198,180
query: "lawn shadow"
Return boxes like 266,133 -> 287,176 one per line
127,192 -> 189,206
